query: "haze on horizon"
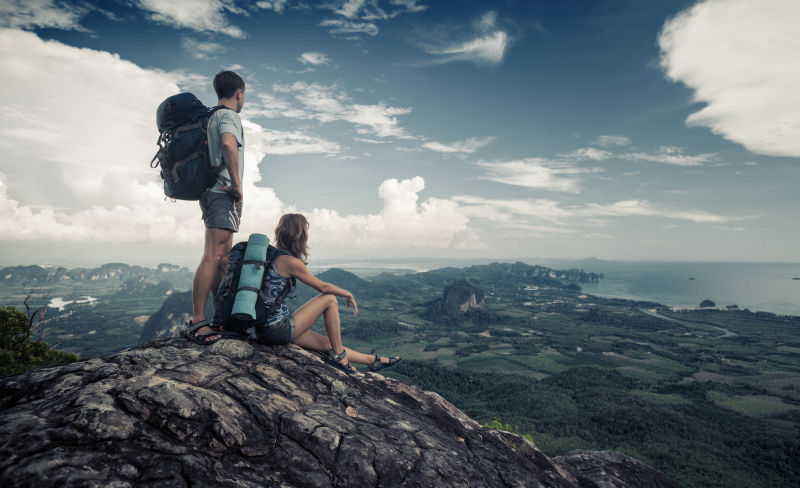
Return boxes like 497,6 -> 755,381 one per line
0,0 -> 798,266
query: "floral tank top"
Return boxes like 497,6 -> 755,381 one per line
264,259 -> 295,326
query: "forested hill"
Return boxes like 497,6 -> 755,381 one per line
396,261 -> 602,288
0,260 -> 597,293
0,263 -> 192,286
296,261 -> 602,302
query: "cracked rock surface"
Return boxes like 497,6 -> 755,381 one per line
0,337 -> 682,487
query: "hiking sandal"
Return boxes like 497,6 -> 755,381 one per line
323,349 -> 357,374
213,323 -> 251,340
182,319 -> 222,345
368,354 -> 402,373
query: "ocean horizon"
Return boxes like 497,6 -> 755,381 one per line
576,261 -> 800,317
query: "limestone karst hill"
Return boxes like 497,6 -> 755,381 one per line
0,337 -> 682,488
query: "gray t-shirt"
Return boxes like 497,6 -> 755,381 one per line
206,108 -> 244,192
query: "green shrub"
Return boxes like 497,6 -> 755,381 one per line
0,305 -> 78,376
484,417 -> 535,445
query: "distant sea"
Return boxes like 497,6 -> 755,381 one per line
575,262 -> 800,317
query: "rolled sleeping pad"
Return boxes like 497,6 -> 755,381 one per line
231,233 -> 269,321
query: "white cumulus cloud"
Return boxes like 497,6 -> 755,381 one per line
659,0 -> 800,157
135,0 -> 245,38
271,82 -> 413,138
0,28 -> 179,207
0,29 -> 483,254
306,177 -> 481,251
0,0 -> 88,30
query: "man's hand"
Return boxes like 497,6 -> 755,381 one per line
219,183 -> 242,204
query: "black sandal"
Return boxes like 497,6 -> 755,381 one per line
213,323 -> 251,340
368,354 -> 402,373
182,320 -> 222,345
323,349 -> 357,374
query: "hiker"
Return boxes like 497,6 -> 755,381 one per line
256,213 -> 402,374
190,71 -> 246,342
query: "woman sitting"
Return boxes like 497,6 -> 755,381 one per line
255,213 -> 401,374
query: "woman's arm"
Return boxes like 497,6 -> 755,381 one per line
284,256 -> 358,316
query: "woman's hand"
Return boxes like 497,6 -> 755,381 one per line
345,293 -> 358,317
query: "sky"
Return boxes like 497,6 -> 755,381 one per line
0,0 -> 798,267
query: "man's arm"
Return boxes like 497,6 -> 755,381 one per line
219,132 -> 242,203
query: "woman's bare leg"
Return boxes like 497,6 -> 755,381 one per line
292,329 -> 383,365
292,294 -> 343,353
292,294 -> 396,366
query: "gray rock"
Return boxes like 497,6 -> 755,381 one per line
210,339 -> 255,359
0,338 -> 682,487
554,450 -> 683,488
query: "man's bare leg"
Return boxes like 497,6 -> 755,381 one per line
191,227 -> 234,338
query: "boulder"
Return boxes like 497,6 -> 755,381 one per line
0,337 -> 682,487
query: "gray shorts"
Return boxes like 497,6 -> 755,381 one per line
199,189 -> 242,232
255,315 -> 295,345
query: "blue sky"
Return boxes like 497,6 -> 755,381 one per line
0,0 -> 798,266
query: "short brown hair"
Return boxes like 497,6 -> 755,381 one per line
274,214 -> 309,263
213,70 -> 245,99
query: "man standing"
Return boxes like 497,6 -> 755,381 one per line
188,70 -> 246,343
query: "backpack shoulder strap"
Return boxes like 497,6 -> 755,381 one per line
206,105 -> 233,119
203,105 -> 233,129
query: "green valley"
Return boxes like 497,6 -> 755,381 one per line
1,261 -> 799,487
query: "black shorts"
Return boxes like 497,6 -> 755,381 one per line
255,315 -> 295,345
199,189 -> 242,232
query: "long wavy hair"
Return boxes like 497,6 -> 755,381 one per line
274,213 -> 309,263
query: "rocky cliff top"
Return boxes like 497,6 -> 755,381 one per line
0,337 -> 682,488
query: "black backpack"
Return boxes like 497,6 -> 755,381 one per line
213,242 -> 296,335
150,93 -> 229,200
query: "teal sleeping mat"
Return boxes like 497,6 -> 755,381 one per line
231,233 -> 269,321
